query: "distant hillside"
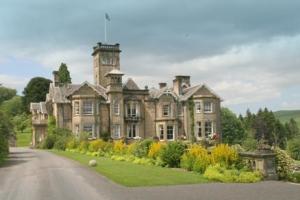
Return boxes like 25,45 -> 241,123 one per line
274,110 -> 300,128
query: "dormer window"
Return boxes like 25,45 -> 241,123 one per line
204,102 -> 213,113
162,104 -> 170,116
195,102 -> 201,113
83,101 -> 93,115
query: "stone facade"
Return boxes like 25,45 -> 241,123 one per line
30,43 -> 222,146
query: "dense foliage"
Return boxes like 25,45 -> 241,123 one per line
160,141 -> 186,168
0,86 -> 16,104
22,77 -> 51,111
57,63 -> 72,84
0,111 -> 11,163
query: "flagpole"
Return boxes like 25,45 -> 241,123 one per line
104,14 -> 107,43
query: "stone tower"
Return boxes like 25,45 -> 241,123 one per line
92,43 -> 121,87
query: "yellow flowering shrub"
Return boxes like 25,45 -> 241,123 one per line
126,142 -> 138,155
113,140 -> 127,154
88,139 -> 106,152
211,144 -> 238,167
180,144 -> 211,172
148,142 -> 165,159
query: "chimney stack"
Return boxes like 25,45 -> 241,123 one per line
52,71 -> 60,87
173,75 -> 191,95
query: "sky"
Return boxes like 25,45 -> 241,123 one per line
0,0 -> 300,114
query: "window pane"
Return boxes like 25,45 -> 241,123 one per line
204,102 -> 212,112
83,101 -> 93,114
197,122 -> 202,137
167,126 -> 174,140
83,124 -> 93,137
205,122 -> 212,137
195,102 -> 201,113
163,105 -> 170,116
159,125 -> 164,140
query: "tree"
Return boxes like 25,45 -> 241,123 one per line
12,113 -> 30,133
285,118 -> 300,139
0,86 -> 16,104
0,111 -> 12,161
221,108 -> 246,144
0,96 -> 24,117
58,63 -> 71,84
22,77 -> 51,111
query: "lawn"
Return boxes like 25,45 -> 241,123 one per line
52,150 -> 209,187
16,131 -> 31,147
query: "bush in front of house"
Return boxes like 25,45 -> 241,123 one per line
287,137 -> 300,160
204,164 -> 262,183
160,141 -> 186,168
132,138 -> 153,158
211,144 -> 239,167
113,140 -> 127,155
148,142 -> 165,159
180,144 -> 210,173
274,147 -> 294,180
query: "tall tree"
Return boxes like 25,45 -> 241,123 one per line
58,63 -> 72,84
0,96 -> 24,117
285,118 -> 300,139
221,107 -> 246,144
22,77 -> 51,111
0,86 -> 17,104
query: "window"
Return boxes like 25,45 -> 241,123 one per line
196,122 -> 202,137
162,104 -> 170,116
74,101 -> 80,115
83,101 -> 93,115
127,124 -> 138,138
127,102 -> 137,117
159,125 -> 164,140
113,101 -> 120,115
101,52 -> 114,65
112,124 -> 120,138
195,102 -> 201,113
204,102 -> 213,113
83,124 -> 93,138
205,121 -> 213,137
167,126 -> 174,140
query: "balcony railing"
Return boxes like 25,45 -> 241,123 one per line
124,115 -> 140,121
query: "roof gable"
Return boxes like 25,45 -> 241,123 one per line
180,84 -> 221,101
67,81 -> 107,99
123,78 -> 140,90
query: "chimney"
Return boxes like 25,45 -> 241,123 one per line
173,75 -> 191,95
52,71 -> 60,87
159,82 -> 167,89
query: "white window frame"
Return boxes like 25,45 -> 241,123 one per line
112,124 -> 121,139
113,101 -> 120,116
159,125 -> 164,140
162,104 -> 170,117
204,102 -> 213,113
74,101 -> 80,115
127,124 -> 138,138
127,102 -> 138,117
167,125 -> 174,140
195,102 -> 201,113
83,101 -> 93,115
204,121 -> 213,137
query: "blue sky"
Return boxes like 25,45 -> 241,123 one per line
0,0 -> 300,114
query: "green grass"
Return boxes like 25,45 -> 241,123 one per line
274,110 -> 300,128
52,150 -> 209,187
16,132 -> 31,147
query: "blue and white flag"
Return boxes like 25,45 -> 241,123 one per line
105,13 -> 110,21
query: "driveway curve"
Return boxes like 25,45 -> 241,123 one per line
0,147 -> 299,200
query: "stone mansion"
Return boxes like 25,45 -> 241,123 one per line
30,43 -> 221,146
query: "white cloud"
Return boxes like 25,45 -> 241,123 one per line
0,74 -> 29,93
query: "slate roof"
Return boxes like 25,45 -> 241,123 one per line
30,102 -> 48,114
123,78 -> 140,90
46,82 -> 107,103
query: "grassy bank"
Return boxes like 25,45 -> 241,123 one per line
52,150 -> 209,187
16,132 -> 31,147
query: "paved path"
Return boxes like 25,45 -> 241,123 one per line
0,147 -> 299,200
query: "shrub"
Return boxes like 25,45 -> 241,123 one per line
133,138 -> 153,158
242,137 -> 258,151
53,136 -> 70,150
41,134 -> 56,149
113,140 -> 127,155
100,132 -> 110,142
204,164 -> 262,183
66,138 -> 79,149
180,144 -> 210,172
287,138 -> 300,160
274,147 -> 294,179
148,142 -> 165,159
211,144 -> 238,167
89,139 -> 106,152
79,141 -> 89,152
160,141 -> 186,168
126,142 -> 138,155
289,172 -> 300,183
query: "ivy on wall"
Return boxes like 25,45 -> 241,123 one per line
188,98 -> 196,142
